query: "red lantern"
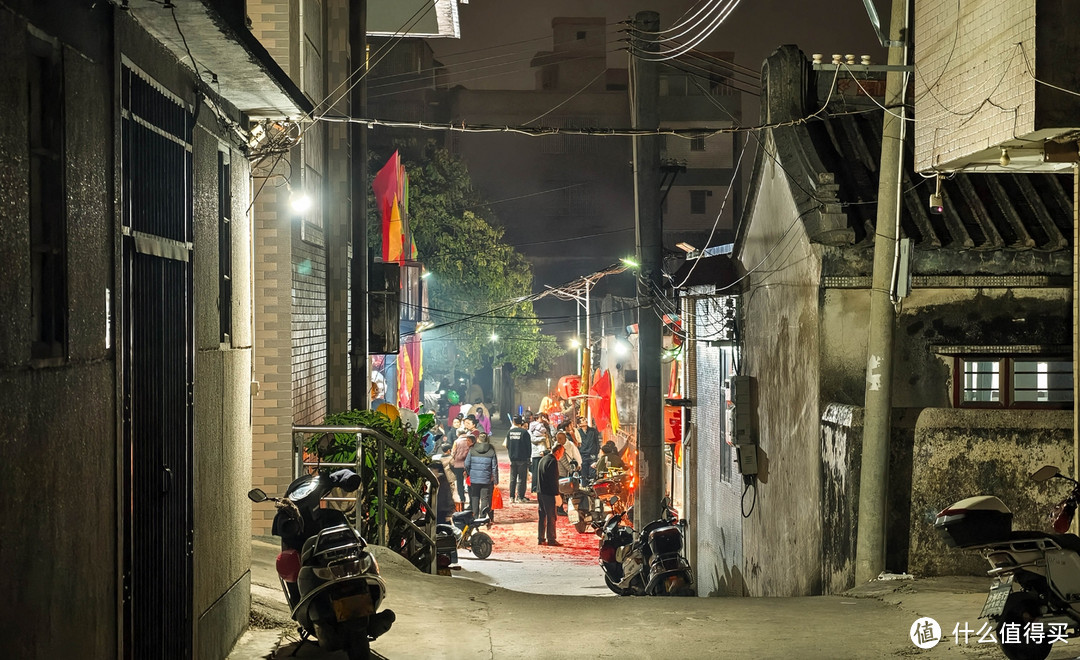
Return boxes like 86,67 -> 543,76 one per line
557,374 -> 582,400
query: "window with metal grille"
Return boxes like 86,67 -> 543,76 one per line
690,189 -> 710,214
28,34 -> 67,362
956,356 -> 1073,408
690,137 -> 706,152
218,150 -> 232,344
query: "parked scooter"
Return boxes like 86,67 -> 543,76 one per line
598,497 -> 694,596
437,506 -> 494,564
248,469 -> 395,660
935,465 -> 1080,660
572,468 -> 633,534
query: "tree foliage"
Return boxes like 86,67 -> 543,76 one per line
369,145 -> 561,378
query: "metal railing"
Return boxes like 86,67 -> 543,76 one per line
292,425 -> 438,575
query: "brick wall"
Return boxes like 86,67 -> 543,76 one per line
252,186 -> 294,535
913,0 -> 1036,170
247,0 -> 292,68
292,228 -> 327,426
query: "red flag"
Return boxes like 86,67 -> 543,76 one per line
373,152 -> 403,262
589,370 -> 612,431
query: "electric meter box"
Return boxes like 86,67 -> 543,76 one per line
736,444 -> 759,476
728,375 -> 755,446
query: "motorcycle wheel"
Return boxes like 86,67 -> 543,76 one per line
470,531 -> 493,559
574,519 -> 590,534
604,574 -> 634,596
344,633 -> 371,660
994,592 -> 1051,660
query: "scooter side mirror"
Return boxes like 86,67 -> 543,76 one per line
1032,466 -> 1061,483
247,488 -> 269,503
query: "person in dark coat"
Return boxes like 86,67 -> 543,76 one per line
504,415 -> 532,503
571,417 -> 601,482
536,448 -> 562,546
464,431 -> 499,518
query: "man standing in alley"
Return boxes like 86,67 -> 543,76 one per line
536,448 -> 561,546
505,415 -> 531,503
569,417 -> 600,483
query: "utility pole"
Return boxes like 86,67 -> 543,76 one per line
632,10 -> 664,527
349,0 -> 370,410
855,0 -> 909,584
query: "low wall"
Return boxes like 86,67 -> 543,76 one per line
907,408 -> 1073,576
821,404 -> 862,594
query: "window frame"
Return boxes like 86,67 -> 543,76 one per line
28,32 -> 68,364
689,189 -> 710,215
217,149 -> 233,345
953,355 -> 1073,410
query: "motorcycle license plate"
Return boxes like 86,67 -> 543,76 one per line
332,593 -> 374,621
980,579 -> 1013,619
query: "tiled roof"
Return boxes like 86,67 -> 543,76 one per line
807,110 -> 1073,251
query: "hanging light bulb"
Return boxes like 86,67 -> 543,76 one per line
289,189 -> 312,213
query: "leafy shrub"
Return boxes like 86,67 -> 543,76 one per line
305,409 -> 434,567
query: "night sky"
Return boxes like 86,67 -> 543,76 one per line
429,0 -> 887,92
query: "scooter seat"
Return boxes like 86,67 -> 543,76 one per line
451,510 -> 474,527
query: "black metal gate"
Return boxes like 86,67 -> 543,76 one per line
120,61 -> 194,659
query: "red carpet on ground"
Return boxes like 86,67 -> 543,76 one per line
482,461 -> 598,564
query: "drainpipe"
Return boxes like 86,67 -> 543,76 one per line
854,0 -> 909,585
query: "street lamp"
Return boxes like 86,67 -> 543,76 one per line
541,263 -> 633,425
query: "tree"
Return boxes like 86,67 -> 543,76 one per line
369,145 -> 561,379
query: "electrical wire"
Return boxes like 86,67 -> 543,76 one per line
672,138 -> 750,289
624,0 -> 745,62
524,68 -> 610,125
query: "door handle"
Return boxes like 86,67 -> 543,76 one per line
162,465 -> 173,494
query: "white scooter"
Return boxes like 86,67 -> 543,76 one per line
935,465 -> 1080,660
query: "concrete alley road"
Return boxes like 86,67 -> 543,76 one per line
232,539 -> 1080,660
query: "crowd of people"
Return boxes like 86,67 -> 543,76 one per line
427,406 -> 623,547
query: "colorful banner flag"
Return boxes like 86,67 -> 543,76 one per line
373,152 -> 415,264
397,335 -> 421,411
373,152 -> 402,262
589,369 -> 612,432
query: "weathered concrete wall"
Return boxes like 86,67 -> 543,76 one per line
821,285 -> 1071,410
821,404 -> 862,593
0,5 -> 116,657
191,119 -> 253,659
908,408 -> 1073,577
1,2 -> 254,656
738,131 -> 824,596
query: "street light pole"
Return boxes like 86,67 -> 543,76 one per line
490,333 -> 499,414
631,10 -> 664,527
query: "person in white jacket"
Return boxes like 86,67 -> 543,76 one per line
528,416 -> 551,497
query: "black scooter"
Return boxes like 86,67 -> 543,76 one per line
437,506 -> 495,566
598,497 -> 694,596
249,469 -> 395,659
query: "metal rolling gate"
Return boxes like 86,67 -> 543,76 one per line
120,61 -> 194,659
